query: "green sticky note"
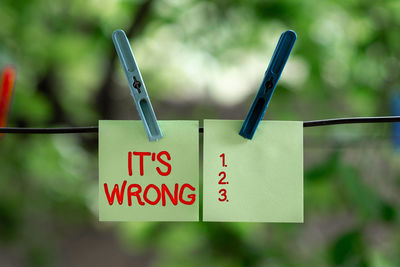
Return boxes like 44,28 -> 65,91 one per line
203,120 -> 303,222
99,120 -> 199,221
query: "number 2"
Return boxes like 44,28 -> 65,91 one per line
218,189 -> 227,202
218,171 -> 228,184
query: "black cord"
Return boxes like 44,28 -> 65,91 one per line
303,116 -> 400,127
0,126 -> 98,134
0,116 -> 399,134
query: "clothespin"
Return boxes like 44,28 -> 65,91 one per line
239,30 -> 297,139
112,29 -> 163,141
392,92 -> 400,151
0,65 -> 16,137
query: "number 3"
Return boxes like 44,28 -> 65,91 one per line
218,189 -> 227,202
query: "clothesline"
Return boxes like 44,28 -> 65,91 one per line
0,116 -> 399,134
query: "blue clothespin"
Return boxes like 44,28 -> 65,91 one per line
392,92 -> 400,151
112,29 -> 163,141
239,30 -> 297,139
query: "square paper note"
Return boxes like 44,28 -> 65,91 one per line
99,120 -> 199,221
203,120 -> 303,222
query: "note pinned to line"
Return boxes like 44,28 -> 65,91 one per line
99,120 -> 199,221
203,120 -> 303,222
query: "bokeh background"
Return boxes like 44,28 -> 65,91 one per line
1,0 -> 400,266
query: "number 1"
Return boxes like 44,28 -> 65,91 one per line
220,153 -> 227,167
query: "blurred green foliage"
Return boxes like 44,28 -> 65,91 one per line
1,0 -> 400,266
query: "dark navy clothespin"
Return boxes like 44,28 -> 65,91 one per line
239,30 -> 297,139
112,29 -> 163,141
392,92 -> 400,151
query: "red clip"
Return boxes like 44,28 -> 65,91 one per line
0,66 -> 16,136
